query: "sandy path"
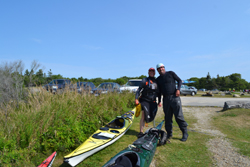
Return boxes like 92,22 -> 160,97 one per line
183,107 -> 250,167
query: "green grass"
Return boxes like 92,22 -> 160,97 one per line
57,107 -> 214,167
212,108 -> 250,157
152,108 -> 213,167
4,88 -> 249,166
0,89 -> 135,166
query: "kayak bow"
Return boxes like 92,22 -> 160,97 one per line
64,109 -> 136,167
38,151 -> 57,167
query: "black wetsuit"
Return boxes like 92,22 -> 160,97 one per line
156,71 -> 188,136
135,77 -> 158,123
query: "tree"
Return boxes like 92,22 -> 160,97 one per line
187,77 -> 199,88
0,60 -> 26,132
115,78 -> 126,85
28,60 -> 41,87
138,75 -> 147,79
229,73 -> 241,82
71,77 -> 78,83
48,69 -> 52,78
46,69 -> 53,83
35,69 -> 45,85
24,69 -> 29,76
199,77 -> 207,89
206,72 -> 213,90
215,74 -> 222,89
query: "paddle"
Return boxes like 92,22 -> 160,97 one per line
141,128 -> 159,151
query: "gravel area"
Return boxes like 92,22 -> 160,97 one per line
183,107 -> 250,167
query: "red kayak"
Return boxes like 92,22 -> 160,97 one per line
38,152 -> 57,167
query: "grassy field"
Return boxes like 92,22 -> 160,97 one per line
0,89 -> 135,167
55,106 -> 215,167
211,108 -> 250,157
55,108 -> 214,167
151,108 -> 213,167
1,89 -> 250,167
62,108 -> 250,167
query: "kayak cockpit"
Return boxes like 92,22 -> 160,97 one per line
105,118 -> 125,129
104,152 -> 140,167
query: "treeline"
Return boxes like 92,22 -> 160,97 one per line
187,72 -> 250,91
1,60 -> 250,91
24,67 -> 147,87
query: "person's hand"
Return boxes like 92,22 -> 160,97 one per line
135,99 -> 139,105
176,90 -> 180,97
158,102 -> 162,107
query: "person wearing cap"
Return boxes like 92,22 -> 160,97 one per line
156,63 -> 188,142
135,67 -> 159,138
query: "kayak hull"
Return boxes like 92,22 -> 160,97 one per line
64,109 -> 135,167
103,120 -> 164,167
38,151 -> 57,167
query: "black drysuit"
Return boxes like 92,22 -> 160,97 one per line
135,77 -> 158,123
156,71 -> 188,136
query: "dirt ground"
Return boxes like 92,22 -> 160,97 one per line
155,106 -> 250,167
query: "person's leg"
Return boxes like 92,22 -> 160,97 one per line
140,110 -> 145,133
163,97 -> 173,138
172,96 -> 188,141
148,101 -> 158,123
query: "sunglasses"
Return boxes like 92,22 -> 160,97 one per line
157,66 -> 165,69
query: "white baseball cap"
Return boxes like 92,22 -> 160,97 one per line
156,63 -> 165,69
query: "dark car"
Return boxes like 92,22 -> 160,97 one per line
70,82 -> 96,93
91,82 -> 120,96
43,79 -> 71,93
179,84 -> 196,96
199,88 -> 207,92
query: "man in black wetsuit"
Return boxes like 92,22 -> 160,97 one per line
156,63 -> 188,142
135,67 -> 159,138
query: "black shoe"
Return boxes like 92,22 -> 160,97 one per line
180,129 -> 188,142
167,134 -> 173,139
137,132 -> 144,138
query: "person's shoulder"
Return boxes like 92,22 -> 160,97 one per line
168,71 -> 177,75
141,78 -> 148,84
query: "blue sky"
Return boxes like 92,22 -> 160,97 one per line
1,1 -> 250,81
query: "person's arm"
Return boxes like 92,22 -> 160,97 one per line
135,78 -> 145,105
171,71 -> 182,97
156,78 -> 162,107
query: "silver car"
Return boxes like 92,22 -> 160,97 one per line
180,85 -> 197,96
120,79 -> 142,93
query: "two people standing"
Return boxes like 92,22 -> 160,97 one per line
135,63 -> 189,142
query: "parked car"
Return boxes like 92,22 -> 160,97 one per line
70,82 -> 96,93
91,82 -> 121,96
243,89 -> 249,93
179,84 -> 196,96
199,88 -> 207,92
189,86 -> 197,94
120,79 -> 142,93
43,79 -> 71,93
211,89 -> 219,94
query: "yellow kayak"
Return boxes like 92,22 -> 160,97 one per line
64,108 -> 136,167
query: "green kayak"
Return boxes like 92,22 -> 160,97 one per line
102,120 -> 166,167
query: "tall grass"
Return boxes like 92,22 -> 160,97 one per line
0,88 -> 134,166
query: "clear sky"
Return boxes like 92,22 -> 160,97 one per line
1,1 -> 250,81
